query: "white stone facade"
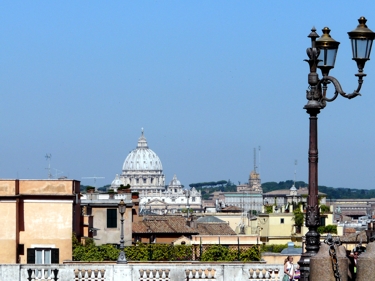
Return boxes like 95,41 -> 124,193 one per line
140,175 -> 202,214
111,130 -> 202,214
111,130 -> 165,192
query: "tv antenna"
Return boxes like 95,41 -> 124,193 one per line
53,168 -> 64,179
45,153 -> 52,179
258,146 -> 261,175
253,148 -> 257,173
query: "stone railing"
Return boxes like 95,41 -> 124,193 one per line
0,262 -> 284,281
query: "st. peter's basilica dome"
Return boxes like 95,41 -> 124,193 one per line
111,129 -> 165,192
122,130 -> 163,171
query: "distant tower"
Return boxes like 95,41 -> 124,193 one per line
45,153 -> 52,179
249,147 -> 262,192
290,160 -> 298,196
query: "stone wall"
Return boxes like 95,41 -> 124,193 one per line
0,262 -> 284,281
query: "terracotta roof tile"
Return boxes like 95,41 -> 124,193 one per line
132,215 -> 236,236
132,216 -> 198,234
196,222 -> 236,235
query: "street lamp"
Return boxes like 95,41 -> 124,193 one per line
298,17 -> 374,280
117,199 -> 127,264
185,189 -> 191,219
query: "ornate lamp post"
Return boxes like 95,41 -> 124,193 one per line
298,17 -> 375,280
117,199 -> 127,264
185,189 -> 191,219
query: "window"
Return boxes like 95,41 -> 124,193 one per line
27,248 -> 59,264
107,209 -> 117,228
151,178 -> 154,184
280,218 -> 284,224
136,178 -> 139,184
143,178 -> 146,184
320,216 -> 326,226
36,249 -> 51,264
192,197 -> 196,202
172,198 -> 175,202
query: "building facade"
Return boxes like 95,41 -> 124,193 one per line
111,130 -> 202,214
139,175 -> 202,214
0,179 -> 81,264
80,193 -> 134,246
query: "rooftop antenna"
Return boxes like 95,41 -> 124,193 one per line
253,148 -> 258,173
258,146 -> 261,175
53,168 -> 64,179
45,153 -> 52,179
81,176 -> 105,188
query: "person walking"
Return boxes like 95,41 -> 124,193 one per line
283,256 -> 295,281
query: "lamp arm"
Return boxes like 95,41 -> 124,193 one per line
320,75 -> 363,104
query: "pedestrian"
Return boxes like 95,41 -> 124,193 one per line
283,256 -> 295,281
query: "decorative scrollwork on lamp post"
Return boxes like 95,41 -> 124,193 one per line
298,17 -> 375,281
117,199 -> 127,264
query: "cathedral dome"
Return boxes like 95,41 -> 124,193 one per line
168,174 -> 182,186
122,130 -> 163,171
111,174 -> 122,187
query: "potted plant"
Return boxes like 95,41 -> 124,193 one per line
108,189 -> 116,199
131,192 -> 139,199
118,184 -> 131,194
86,186 -> 95,194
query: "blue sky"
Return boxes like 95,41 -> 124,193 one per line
1,1 -> 375,189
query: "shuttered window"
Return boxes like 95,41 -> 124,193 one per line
27,248 -> 59,264
107,209 -> 117,228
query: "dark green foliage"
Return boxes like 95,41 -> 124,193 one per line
265,205 -> 273,214
317,225 -> 337,234
239,246 -> 261,261
97,185 -> 110,192
172,245 -> 193,261
261,244 -> 289,253
200,245 -> 234,261
261,180 -> 375,199
150,244 -> 172,261
189,181 -> 228,189
73,240 -> 260,262
124,243 -> 149,261
190,179 -> 236,200
73,239 -> 193,262
72,238 -> 119,261
293,208 -> 304,227
320,204 -> 330,214
118,184 -> 131,190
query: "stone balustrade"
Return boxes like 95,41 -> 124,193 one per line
0,262 -> 284,281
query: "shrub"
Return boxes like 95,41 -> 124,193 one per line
200,245 -> 242,261
318,224 -> 337,234
261,244 -> 288,253
171,245 -> 193,261
265,205 -> 273,214
240,246 -> 261,261
320,205 -> 330,214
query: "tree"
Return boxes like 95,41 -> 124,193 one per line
292,208 -> 304,233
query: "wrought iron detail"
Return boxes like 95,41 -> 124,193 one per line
324,234 -> 342,281
306,205 -> 320,226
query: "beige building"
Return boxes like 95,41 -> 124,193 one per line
0,179 -> 81,264
80,192 -> 134,246
257,205 -> 341,246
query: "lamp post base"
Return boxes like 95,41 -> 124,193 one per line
117,251 -> 127,264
